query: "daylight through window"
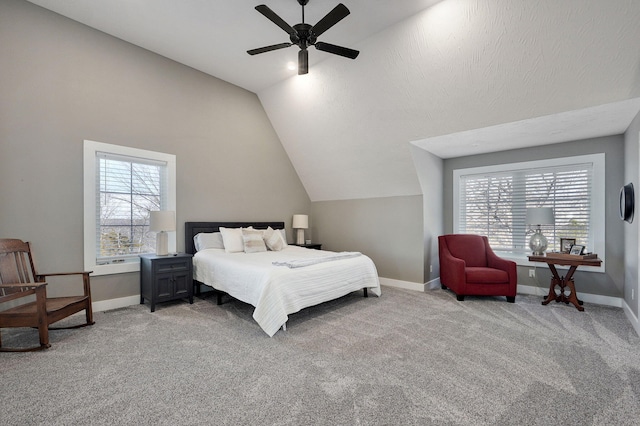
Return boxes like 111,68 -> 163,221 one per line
453,154 -> 605,266
97,152 -> 166,262
84,141 -> 176,275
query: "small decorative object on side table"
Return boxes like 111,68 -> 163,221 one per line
140,253 -> 193,312
294,243 -> 322,250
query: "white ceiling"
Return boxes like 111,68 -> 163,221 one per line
412,98 -> 640,159
26,0 -> 640,201
26,0 -> 443,93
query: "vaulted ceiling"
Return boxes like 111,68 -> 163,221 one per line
27,0 -> 640,201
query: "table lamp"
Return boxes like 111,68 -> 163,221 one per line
526,207 -> 554,255
149,210 -> 175,256
292,214 -> 309,245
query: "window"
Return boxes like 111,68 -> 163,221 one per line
84,141 -> 176,275
453,154 -> 605,269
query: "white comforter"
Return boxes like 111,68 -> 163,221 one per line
193,246 -> 381,336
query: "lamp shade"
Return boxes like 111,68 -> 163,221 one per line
149,211 -> 176,232
292,214 -> 309,229
526,207 -> 554,225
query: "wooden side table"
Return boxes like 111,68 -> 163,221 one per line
528,254 -> 601,311
140,253 -> 194,312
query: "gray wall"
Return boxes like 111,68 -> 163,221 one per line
443,137 -> 625,298
0,0 -> 310,302
311,196 -> 424,284
624,111 -> 640,317
411,145 -> 444,283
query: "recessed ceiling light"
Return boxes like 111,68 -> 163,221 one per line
287,62 -> 297,71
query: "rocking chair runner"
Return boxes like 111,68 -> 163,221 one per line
0,239 -> 94,352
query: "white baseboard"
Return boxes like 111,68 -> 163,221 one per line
379,277 -> 426,292
378,277 -> 443,292
426,277 -> 442,290
92,295 -> 140,313
397,277 -> 625,309
622,300 -> 640,337
517,284 -> 623,308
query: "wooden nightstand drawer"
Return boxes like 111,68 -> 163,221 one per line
157,259 -> 190,273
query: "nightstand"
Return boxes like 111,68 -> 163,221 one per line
294,243 -> 322,250
140,253 -> 193,312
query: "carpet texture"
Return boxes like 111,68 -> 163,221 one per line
2,286 -> 640,425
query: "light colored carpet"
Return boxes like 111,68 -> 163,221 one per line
2,286 -> 640,425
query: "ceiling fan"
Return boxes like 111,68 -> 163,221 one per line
247,0 -> 360,75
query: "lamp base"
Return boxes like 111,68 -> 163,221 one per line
296,229 -> 305,245
156,231 -> 169,256
529,228 -> 548,255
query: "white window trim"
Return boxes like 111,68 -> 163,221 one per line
453,153 -> 605,273
83,140 -> 176,276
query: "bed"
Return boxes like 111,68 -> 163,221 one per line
185,221 -> 381,336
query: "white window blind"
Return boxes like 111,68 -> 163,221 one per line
96,152 -> 167,263
457,159 -> 596,255
84,140 -> 176,276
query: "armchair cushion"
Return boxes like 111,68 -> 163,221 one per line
465,267 -> 509,284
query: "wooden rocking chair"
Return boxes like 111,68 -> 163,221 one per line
0,239 -> 94,352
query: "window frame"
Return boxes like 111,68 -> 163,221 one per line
83,140 -> 176,276
453,153 -> 605,272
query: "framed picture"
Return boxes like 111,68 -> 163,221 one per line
560,238 -> 576,253
569,244 -> 585,255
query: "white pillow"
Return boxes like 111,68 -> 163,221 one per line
279,228 -> 288,247
263,226 -> 286,251
219,227 -> 244,253
242,228 -> 267,253
193,232 -> 224,251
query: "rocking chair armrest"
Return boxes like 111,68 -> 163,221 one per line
35,271 -> 93,297
0,282 -> 47,304
36,271 -> 92,279
0,282 -> 47,289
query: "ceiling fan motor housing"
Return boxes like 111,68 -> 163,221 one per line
291,23 -> 316,48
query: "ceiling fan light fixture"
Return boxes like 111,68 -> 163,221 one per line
298,49 -> 309,75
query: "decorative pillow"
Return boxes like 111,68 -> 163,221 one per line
242,228 -> 267,253
193,232 -> 224,251
219,227 -> 244,253
279,228 -> 288,247
263,226 -> 285,251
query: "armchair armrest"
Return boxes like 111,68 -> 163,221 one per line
486,253 -> 514,270
440,249 -> 466,269
484,239 -> 517,282
438,237 -> 466,286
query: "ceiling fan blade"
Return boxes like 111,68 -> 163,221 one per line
255,5 -> 296,36
310,3 -> 350,38
298,49 -> 309,75
247,43 -> 292,56
314,42 -> 359,59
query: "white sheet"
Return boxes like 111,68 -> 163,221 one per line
193,246 -> 381,336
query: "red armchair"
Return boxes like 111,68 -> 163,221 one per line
438,234 -> 517,303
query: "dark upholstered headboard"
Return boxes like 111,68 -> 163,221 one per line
184,221 -> 285,255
